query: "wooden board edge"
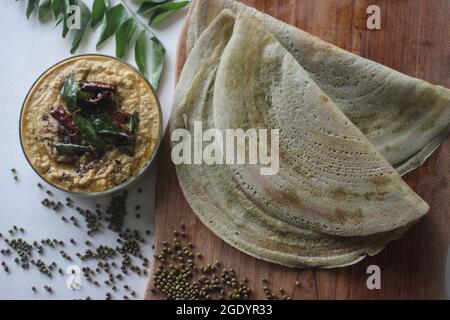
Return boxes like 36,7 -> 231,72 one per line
144,1 -> 194,300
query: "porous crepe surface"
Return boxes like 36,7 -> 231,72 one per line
187,0 -> 450,175
170,10 -> 428,268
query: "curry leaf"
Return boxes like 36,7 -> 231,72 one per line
130,111 -> 139,135
135,30 -> 147,74
134,0 -> 169,4
91,0 -> 107,28
73,115 -> 108,152
137,1 -> 166,15
138,1 -> 187,18
148,1 -> 189,26
26,0 -> 38,19
115,17 -> 137,59
137,5 -> 155,16
119,111 -> 139,156
38,0 -> 51,21
149,8 -> 178,26
54,143 -> 91,156
96,3 -> 127,49
53,16 -> 63,28
50,0 -> 64,20
62,0 -> 73,38
150,36 -> 166,89
18,0 -> 187,93
61,74 -> 79,113
88,114 -> 123,136
70,0 -> 91,54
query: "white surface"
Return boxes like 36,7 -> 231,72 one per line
0,0 -> 184,300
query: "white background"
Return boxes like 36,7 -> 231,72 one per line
0,0 -> 184,300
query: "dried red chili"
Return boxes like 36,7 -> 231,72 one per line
91,91 -> 113,105
80,91 -> 114,108
50,106 -> 79,136
79,81 -> 117,92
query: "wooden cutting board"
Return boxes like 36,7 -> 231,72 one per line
146,0 -> 450,300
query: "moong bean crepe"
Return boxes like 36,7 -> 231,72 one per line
170,10 -> 429,268
186,0 -> 450,175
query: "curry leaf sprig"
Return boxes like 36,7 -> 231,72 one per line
18,0 -> 191,89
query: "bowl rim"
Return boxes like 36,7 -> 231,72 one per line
19,53 -> 163,197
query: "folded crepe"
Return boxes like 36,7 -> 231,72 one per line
186,0 -> 450,175
171,10 -> 429,268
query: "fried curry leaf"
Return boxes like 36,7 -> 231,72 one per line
96,3 -> 127,49
130,111 -> 139,135
26,0 -> 38,19
119,111 -> 139,156
150,36 -> 166,89
70,0 -> 91,54
54,143 -> 91,156
115,17 -> 137,59
73,114 -> 107,152
38,0 -> 51,21
88,114 -> 124,136
61,74 -> 80,113
91,0 -> 107,28
135,30 -> 147,74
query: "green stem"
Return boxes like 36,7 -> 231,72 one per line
119,0 -> 156,37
